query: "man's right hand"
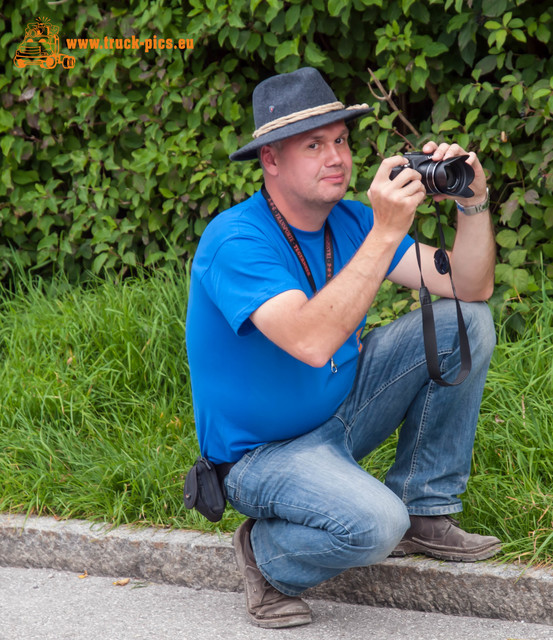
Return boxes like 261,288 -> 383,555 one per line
367,155 -> 427,243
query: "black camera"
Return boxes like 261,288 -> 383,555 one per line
389,152 -> 475,199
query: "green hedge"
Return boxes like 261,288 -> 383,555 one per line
1,0 -> 552,313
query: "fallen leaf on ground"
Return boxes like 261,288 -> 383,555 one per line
113,578 -> 130,586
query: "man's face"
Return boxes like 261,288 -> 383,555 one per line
269,120 -> 353,209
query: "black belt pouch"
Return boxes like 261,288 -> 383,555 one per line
183,456 -> 226,522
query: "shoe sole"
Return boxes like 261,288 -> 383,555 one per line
390,540 -> 502,562
251,614 -> 312,629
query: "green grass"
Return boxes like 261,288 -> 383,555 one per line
465,291 -> 553,567
0,265 -> 551,565
0,265 -> 240,533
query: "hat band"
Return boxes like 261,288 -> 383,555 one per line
252,101 -> 369,139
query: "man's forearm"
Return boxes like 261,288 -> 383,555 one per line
296,231 -> 402,364
251,230 -> 402,368
450,207 -> 496,301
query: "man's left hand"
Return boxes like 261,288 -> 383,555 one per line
421,141 -> 488,207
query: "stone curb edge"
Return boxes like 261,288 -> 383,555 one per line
1,514 -> 552,625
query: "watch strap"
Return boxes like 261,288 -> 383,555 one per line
455,188 -> 490,216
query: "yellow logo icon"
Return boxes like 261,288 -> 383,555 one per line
13,17 -> 75,70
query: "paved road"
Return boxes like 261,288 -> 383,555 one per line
1,566 -> 552,640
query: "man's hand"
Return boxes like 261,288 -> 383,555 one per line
420,141 -> 488,207
367,155 -> 427,243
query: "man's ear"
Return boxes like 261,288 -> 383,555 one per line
259,144 -> 279,176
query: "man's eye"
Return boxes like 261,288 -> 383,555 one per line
308,143 -> 319,150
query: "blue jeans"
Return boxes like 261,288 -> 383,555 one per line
225,300 -> 495,596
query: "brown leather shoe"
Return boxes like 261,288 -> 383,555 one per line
390,515 -> 501,562
232,519 -> 312,628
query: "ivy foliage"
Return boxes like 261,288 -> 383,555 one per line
1,0 -> 552,310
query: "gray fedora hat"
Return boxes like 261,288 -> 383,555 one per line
230,67 -> 373,161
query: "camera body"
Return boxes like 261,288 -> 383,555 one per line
390,152 -> 474,199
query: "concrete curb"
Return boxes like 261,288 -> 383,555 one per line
1,513 -> 552,626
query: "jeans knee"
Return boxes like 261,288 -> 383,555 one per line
373,501 -> 410,559
347,499 -> 410,564
462,301 -> 496,361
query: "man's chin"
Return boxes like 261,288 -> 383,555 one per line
320,183 -> 348,203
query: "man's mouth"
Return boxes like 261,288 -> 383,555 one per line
321,173 -> 345,183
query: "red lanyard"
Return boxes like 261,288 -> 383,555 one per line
261,186 -> 334,294
261,186 -> 338,373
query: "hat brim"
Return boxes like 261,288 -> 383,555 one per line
229,105 -> 373,161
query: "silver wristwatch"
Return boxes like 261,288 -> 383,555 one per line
455,188 -> 490,216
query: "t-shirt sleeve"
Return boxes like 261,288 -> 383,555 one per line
199,234 -> 302,336
388,232 -> 415,274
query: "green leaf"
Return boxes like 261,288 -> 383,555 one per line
496,229 -> 518,249
144,251 -> 165,266
482,0 -> 507,18
512,268 -> 529,293
532,88 -> 551,100
300,5 -> 314,32
421,216 -> 436,238
194,218 -> 208,236
376,130 -> 388,155
0,109 -> 15,132
304,42 -> 327,65
12,170 -> 39,185
536,23 -> 550,43
285,5 -> 301,31
122,251 -> 137,266
431,95 -> 450,126
512,84 -> 524,102
465,108 -> 480,130
475,55 -> 497,76
495,30 -> 507,49
411,67 -> 428,92
264,31 -> 279,47
424,42 -> 448,57
37,234 -> 58,251
274,38 -> 299,62
508,249 -> 527,267
328,0 -> 348,17
438,119 -> 462,132
502,11 -> 513,27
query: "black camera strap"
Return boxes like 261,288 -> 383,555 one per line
413,205 -> 472,387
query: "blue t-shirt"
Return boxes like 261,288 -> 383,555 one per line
186,190 -> 414,463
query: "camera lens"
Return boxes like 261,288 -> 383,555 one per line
427,157 -> 475,198
444,164 -> 462,193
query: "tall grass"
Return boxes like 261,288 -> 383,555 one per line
0,265 -> 551,563
465,287 -> 553,567
0,265 -> 236,531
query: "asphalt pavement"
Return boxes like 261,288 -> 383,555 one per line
2,565 -> 553,640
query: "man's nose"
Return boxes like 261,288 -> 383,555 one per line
324,144 -> 342,165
